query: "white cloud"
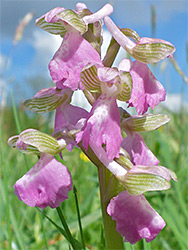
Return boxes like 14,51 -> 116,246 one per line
31,30 -> 62,74
0,54 -> 6,70
161,93 -> 188,112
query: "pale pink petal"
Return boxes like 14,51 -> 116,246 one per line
36,7 -> 65,24
83,4 -> 113,25
121,133 -> 159,166
119,59 -> 166,114
49,31 -> 102,91
14,154 -> 72,209
77,94 -> 122,160
107,190 -> 166,244
75,3 -> 87,12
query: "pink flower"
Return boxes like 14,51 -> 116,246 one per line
54,103 -> 89,135
121,133 -> 159,166
49,31 -> 102,91
77,94 -> 122,161
107,190 -> 165,244
36,3 -> 113,91
54,102 -> 89,152
14,154 -> 72,209
119,59 -> 166,114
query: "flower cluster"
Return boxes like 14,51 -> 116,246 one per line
8,3 -> 177,245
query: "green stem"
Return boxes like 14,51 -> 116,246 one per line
98,166 -> 124,250
77,142 -> 124,249
73,186 -> 85,250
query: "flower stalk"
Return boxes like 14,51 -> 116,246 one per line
98,166 -> 124,249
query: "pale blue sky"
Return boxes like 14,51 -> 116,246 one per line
1,0 -> 188,107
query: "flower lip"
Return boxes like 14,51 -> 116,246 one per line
14,154 -> 73,209
107,190 -> 166,244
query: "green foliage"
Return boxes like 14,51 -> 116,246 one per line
0,105 -> 187,250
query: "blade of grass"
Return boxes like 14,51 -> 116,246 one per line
143,239 -> 152,250
10,91 -> 30,170
10,91 -> 21,133
163,199 -> 187,249
73,185 -> 85,250
39,212 -> 49,250
36,208 -> 67,238
69,209 -> 102,232
0,127 -> 12,250
56,206 -> 82,250
0,179 -> 26,250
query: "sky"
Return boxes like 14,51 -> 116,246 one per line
0,0 -> 188,111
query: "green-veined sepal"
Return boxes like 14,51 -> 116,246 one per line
57,9 -> 87,34
36,14 -> 66,35
121,114 -> 170,133
36,8 -> 87,36
131,41 -> 175,64
124,173 -> 170,196
80,64 -> 102,92
8,135 -> 41,155
114,148 -> 133,170
8,129 -> 67,156
116,71 -> 132,101
118,165 -> 177,196
121,28 -> 140,43
24,87 -> 72,114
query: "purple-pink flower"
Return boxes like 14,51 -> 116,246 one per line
14,154 -> 72,209
107,190 -> 165,244
49,31 -> 102,90
77,94 -> 122,161
121,133 -> 159,166
118,59 -> 166,114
